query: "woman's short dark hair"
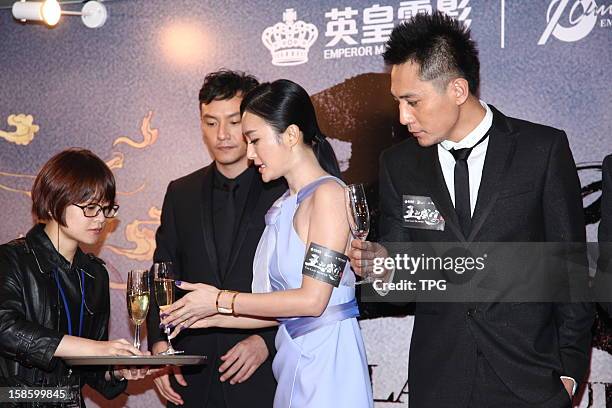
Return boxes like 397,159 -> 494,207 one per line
240,79 -> 341,179
31,148 -> 116,226
198,69 -> 259,106
383,11 -> 480,95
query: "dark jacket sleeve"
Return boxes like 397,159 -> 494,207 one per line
255,326 -> 277,359
598,155 -> 612,315
0,245 -> 63,371
542,131 -> 594,383
375,151 -> 417,307
600,155 -> 612,245
82,264 -> 127,399
146,181 -> 180,349
378,151 -> 410,244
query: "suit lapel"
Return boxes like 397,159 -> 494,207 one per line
224,169 -> 262,280
468,106 -> 517,241
419,145 -> 466,241
200,165 -> 221,285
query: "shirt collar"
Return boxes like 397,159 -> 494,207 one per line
440,101 -> 493,151
213,164 -> 253,190
26,223 -> 86,273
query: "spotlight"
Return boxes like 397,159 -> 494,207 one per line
41,0 -> 60,26
12,0 -> 108,28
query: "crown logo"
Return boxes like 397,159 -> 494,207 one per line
262,9 -> 318,66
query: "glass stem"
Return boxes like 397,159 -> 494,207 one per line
134,324 -> 141,350
165,327 -> 176,353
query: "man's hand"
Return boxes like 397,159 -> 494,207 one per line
219,335 -> 269,385
151,341 -> 187,406
348,240 -> 389,278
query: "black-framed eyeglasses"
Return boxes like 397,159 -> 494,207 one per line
73,203 -> 120,218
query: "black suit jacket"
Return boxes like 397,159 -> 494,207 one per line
378,106 -> 593,407
146,164 -> 286,407
598,155 -> 612,314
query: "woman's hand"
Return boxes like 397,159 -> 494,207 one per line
55,336 -> 145,358
166,314 -> 221,339
93,338 -> 144,357
113,367 -> 149,380
113,350 -> 156,381
160,281 -> 219,331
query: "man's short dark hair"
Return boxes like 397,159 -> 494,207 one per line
383,11 -> 480,95
198,69 -> 259,107
31,148 -> 116,226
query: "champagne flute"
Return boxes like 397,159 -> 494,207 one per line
345,183 -> 372,285
152,262 -> 184,355
126,269 -> 150,350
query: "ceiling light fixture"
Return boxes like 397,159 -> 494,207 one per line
12,0 -> 108,28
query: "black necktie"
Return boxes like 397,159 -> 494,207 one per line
450,147 -> 473,236
449,134 -> 489,236
218,180 -> 237,277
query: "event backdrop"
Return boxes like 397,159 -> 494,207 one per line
1,0 -> 611,406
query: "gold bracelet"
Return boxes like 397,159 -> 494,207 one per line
231,292 -> 239,316
217,290 -> 238,314
215,290 -> 223,313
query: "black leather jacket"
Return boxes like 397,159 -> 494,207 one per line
0,224 -> 126,405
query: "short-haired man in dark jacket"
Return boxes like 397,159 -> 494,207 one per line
147,70 -> 283,407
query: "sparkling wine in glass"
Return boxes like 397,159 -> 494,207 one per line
345,183 -> 373,285
126,269 -> 150,350
152,262 -> 183,355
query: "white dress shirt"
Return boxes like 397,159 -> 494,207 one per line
437,101 -> 493,215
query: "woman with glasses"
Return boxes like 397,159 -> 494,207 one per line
0,148 -> 149,407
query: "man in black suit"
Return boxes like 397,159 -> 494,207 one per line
146,70 -> 284,407
349,12 -> 593,408
598,155 -> 612,314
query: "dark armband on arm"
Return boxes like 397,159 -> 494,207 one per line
302,242 -> 348,287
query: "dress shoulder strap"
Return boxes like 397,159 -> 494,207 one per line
297,175 -> 345,204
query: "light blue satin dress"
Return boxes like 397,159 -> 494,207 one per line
252,175 -> 373,408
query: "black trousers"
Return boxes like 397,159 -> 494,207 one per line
468,353 -> 572,408
167,368 -> 227,408
205,373 -> 227,408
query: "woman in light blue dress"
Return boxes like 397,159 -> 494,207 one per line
161,79 -> 373,407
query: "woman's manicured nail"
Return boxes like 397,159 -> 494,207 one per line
160,313 -> 167,319
159,323 -> 165,329
175,280 -> 182,286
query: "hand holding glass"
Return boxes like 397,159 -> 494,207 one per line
153,262 -> 183,355
345,183 -> 373,284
